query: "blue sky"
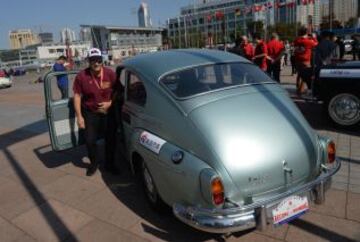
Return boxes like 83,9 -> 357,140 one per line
0,0 -> 192,49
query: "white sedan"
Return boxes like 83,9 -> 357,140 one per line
0,76 -> 12,88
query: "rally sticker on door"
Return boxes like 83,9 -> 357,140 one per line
139,131 -> 166,154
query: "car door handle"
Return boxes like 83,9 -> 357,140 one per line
122,111 -> 131,124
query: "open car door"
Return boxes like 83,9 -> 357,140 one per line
44,70 -> 84,151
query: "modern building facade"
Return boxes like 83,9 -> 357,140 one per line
168,0 -> 323,48
38,32 -> 54,43
80,28 -> 92,42
9,29 -> 40,49
60,28 -> 76,43
138,2 -> 152,27
168,0 -> 255,48
80,25 -> 163,60
333,0 -> 358,24
296,0 -> 321,32
37,42 -> 91,60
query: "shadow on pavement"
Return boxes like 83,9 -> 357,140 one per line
290,219 -> 355,242
0,120 -> 79,241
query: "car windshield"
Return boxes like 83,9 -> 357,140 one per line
160,62 -> 274,98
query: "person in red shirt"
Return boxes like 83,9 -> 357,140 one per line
73,48 -> 119,176
252,33 -> 268,71
240,36 -> 254,60
293,27 -> 318,94
267,33 -> 285,82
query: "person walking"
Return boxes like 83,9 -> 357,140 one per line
53,56 -> 69,99
293,27 -> 318,95
267,33 -> 285,83
336,37 -> 345,60
252,33 -> 268,72
314,31 -> 339,71
73,48 -> 119,176
240,36 -> 254,61
351,35 -> 360,60
284,40 -> 290,66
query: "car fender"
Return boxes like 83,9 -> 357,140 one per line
129,128 -> 217,207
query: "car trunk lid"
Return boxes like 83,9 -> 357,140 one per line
187,87 -> 319,203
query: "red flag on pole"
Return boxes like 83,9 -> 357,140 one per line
215,11 -> 224,20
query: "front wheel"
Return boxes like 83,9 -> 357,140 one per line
328,93 -> 360,127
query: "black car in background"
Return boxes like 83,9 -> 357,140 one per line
314,61 -> 360,128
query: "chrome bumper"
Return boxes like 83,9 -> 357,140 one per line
173,159 -> 341,234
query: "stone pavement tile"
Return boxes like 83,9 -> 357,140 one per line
56,162 -> 110,186
350,177 -> 360,186
255,224 -> 289,241
350,163 -> 360,172
310,189 -> 347,218
13,234 -> 37,242
0,165 -> 67,190
12,199 -> 94,242
0,180 -> 44,220
333,173 -> 349,184
70,188 -> 141,230
40,175 -> 105,207
331,182 -> 348,191
349,184 -> 360,194
286,212 -> 360,242
227,232 -> 282,242
0,176 -> 14,189
67,219 -> 149,242
129,213 -> 218,242
0,216 -> 30,242
347,192 -> 360,223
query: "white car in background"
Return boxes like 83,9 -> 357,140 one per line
0,70 -> 12,88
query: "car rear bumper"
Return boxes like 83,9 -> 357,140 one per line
173,159 -> 340,234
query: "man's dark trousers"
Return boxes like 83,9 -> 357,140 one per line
267,61 -> 281,83
82,107 -> 117,168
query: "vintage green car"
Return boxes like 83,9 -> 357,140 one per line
44,49 -> 340,234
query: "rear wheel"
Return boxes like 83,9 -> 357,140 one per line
328,93 -> 360,127
141,161 -> 167,211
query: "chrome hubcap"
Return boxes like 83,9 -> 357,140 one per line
143,165 -> 156,201
329,94 -> 360,126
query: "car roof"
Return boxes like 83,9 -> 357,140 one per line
122,49 -> 249,82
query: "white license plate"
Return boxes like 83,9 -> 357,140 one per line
272,195 -> 309,225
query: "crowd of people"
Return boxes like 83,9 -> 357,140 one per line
230,27 -> 357,96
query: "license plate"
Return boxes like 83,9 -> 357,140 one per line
272,195 -> 309,225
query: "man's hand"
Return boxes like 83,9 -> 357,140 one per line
77,116 -> 85,129
97,101 -> 112,114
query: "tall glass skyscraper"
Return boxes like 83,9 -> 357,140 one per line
138,2 -> 152,27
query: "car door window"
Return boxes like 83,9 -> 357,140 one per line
127,72 -> 147,106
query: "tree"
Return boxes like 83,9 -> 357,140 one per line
320,14 -> 343,30
247,21 -> 264,36
345,17 -> 358,28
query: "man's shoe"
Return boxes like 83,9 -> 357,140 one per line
86,165 -> 98,176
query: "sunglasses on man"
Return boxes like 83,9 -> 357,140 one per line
89,57 -> 103,64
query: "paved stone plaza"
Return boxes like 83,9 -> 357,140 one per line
0,66 -> 359,242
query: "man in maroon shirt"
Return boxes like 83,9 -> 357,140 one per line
267,33 -> 285,82
252,33 -> 268,71
73,48 -> 119,176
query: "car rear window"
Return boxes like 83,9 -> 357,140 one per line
160,63 -> 274,98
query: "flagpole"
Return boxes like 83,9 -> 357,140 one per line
178,16 -> 181,48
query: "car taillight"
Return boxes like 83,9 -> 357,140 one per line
327,141 -> 336,164
211,177 -> 224,206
